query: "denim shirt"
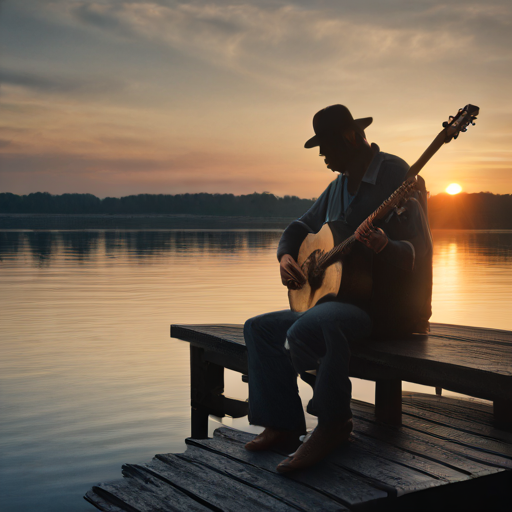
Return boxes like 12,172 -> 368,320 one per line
278,145 -> 415,262
277,145 -> 433,334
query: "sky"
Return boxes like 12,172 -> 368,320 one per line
0,0 -> 511,199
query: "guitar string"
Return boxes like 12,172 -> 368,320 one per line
314,178 -> 417,272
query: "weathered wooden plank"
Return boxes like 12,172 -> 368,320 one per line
178,444 -> 348,512
143,454 -> 301,512
173,324 -> 246,345
351,400 -> 512,469
349,431 -> 474,482
403,393 -> 512,439
400,405 -> 512,457
430,323 -> 512,348
350,411 -> 496,477
402,393 -> 495,423
194,428 -> 389,508
89,479 -> 188,512
323,438 -> 444,497
84,489 -> 125,512
361,326 -> 512,373
351,340 -> 512,402
121,463 -> 214,512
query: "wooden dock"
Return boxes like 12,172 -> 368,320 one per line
85,392 -> 512,511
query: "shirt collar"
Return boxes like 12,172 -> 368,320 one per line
361,143 -> 381,185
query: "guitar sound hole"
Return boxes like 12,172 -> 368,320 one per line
304,249 -> 325,291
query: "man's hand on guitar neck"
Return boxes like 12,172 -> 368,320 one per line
355,223 -> 389,254
280,254 -> 307,290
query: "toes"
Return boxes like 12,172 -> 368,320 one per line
276,457 -> 294,474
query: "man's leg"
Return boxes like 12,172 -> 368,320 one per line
287,301 -> 372,423
244,310 -> 306,433
277,301 -> 372,472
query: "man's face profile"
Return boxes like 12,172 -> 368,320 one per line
319,136 -> 356,174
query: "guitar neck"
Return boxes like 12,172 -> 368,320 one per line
316,104 -> 479,271
405,128 -> 449,180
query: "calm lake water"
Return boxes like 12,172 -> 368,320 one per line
1,229 -> 512,511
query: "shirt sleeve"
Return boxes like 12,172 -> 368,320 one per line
377,195 -> 432,272
276,183 -> 332,261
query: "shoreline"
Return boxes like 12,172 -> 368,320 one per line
0,213 -> 296,230
2,214 -> 512,231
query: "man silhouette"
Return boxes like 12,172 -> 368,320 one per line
243,105 -> 433,473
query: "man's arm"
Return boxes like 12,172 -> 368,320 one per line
277,183 -> 332,262
277,182 -> 333,288
355,196 -> 431,272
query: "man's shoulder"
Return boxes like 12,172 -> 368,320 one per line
377,152 -> 409,187
380,152 -> 409,173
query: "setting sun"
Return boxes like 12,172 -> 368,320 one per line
446,183 -> 463,195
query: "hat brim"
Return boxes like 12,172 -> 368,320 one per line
304,116 -> 373,148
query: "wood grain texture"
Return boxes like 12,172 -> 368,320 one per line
178,444 -> 348,512
84,490 -> 125,512
90,479 -> 195,512
352,397 -> 512,469
147,454 -> 301,512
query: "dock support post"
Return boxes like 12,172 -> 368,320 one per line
190,346 -> 224,439
191,406 -> 210,440
375,379 -> 402,426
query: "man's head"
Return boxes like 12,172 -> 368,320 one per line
304,105 -> 373,174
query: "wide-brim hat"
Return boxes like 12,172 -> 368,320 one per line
304,104 -> 373,149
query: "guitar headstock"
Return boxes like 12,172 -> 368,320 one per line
443,104 -> 479,142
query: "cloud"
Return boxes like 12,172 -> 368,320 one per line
5,0 -> 511,102
0,68 -> 125,96
60,0 -> 511,91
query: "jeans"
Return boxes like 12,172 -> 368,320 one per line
244,302 -> 372,431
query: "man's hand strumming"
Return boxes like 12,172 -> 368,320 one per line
280,254 -> 307,290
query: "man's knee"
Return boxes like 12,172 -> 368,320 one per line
286,324 -> 325,375
244,314 -> 267,340
244,313 -> 283,351
286,317 -> 326,360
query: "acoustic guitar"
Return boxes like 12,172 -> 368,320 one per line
288,104 -> 479,313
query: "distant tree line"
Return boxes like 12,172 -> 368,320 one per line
428,193 -> 512,229
2,191 -> 512,228
0,191 -> 315,217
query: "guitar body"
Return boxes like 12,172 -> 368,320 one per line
288,224 -> 341,312
288,222 -> 373,313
